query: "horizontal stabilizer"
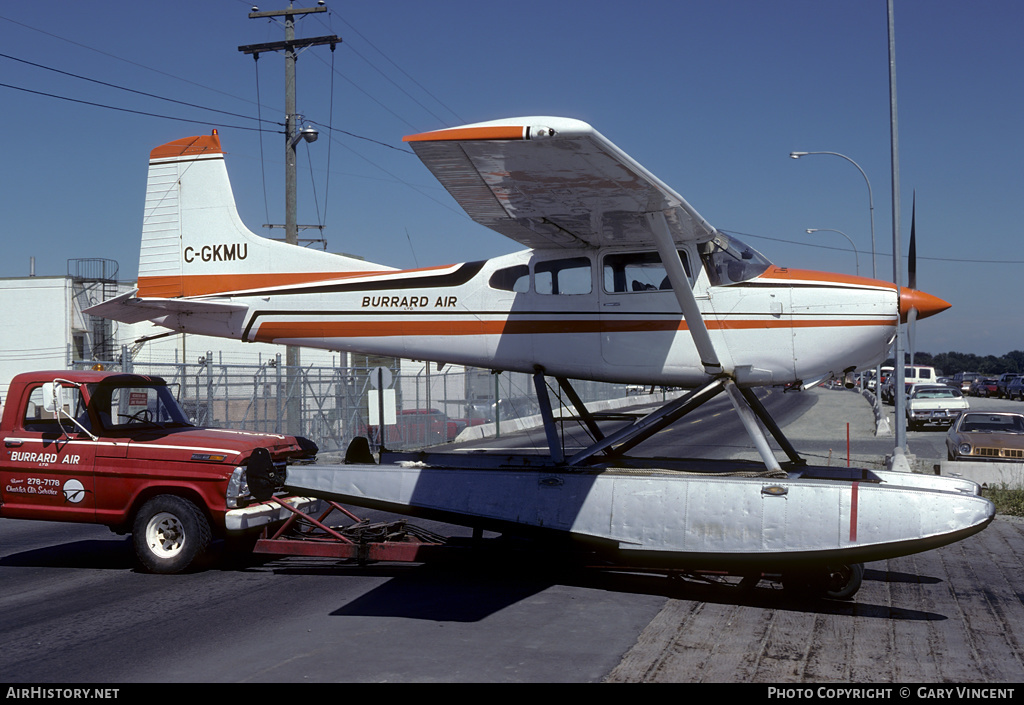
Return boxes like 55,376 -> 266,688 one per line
85,290 -> 250,338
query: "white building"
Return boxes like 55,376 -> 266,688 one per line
0,259 -> 343,402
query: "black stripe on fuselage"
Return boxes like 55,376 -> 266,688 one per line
228,260 -> 486,299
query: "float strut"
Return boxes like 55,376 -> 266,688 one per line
739,386 -> 805,465
533,369 -> 564,464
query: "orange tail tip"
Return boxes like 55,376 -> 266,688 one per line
899,288 -> 951,322
149,132 -> 223,160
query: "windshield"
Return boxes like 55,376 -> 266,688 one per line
88,383 -> 193,431
959,414 -> 1024,434
913,387 -> 961,399
699,233 -> 772,285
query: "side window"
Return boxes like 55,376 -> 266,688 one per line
603,251 -> 691,293
489,265 -> 530,293
535,257 -> 592,295
21,385 -> 87,433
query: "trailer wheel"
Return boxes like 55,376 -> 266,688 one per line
822,563 -> 864,600
132,495 -> 211,574
782,563 -> 863,600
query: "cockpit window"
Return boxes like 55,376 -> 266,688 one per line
603,251 -> 692,293
699,233 -> 771,285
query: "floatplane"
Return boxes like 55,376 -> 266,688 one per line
89,116 -> 992,597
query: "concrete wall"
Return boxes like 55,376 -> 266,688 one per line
936,460 -> 1024,489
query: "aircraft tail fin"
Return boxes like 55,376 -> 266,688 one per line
138,132 -> 392,299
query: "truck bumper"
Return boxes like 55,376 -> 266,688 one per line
225,496 -> 324,533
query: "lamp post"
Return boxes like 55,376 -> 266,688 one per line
806,228 -> 859,276
789,152 -> 876,280
791,150 -> 886,429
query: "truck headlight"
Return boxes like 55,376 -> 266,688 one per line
226,466 -> 250,508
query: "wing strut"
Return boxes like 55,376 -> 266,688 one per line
646,210 -> 784,472
645,211 -> 722,375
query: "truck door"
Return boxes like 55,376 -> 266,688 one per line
1,383 -> 97,522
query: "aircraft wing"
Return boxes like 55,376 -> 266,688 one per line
404,117 -> 718,250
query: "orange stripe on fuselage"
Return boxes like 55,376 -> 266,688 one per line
138,272 -> 371,298
251,316 -> 894,343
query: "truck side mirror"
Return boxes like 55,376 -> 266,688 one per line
41,380 -> 98,441
41,382 -> 67,414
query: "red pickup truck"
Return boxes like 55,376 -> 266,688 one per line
0,370 -> 320,573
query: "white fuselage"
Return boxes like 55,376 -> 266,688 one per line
172,245 -> 898,389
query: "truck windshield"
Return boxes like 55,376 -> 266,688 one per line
89,383 -> 193,431
699,233 -> 772,286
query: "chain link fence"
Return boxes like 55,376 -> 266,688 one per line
73,346 -> 638,455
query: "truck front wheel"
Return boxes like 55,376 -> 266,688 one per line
132,495 -> 212,574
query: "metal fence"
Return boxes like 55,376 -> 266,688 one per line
73,346 -> 634,454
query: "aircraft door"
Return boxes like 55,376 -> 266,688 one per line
491,253 -> 601,380
599,250 -> 694,373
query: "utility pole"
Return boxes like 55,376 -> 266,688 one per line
887,0 -> 909,469
239,3 -> 340,435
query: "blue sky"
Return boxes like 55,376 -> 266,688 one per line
1,1 -> 1021,357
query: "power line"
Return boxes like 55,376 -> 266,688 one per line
0,81 -> 277,133
0,13 -> 266,112
318,8 -> 466,128
0,52 -> 281,127
722,229 -> 1024,265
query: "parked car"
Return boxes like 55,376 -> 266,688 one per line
906,384 -> 969,430
955,372 -> 984,394
1008,376 -> 1024,401
946,412 -> 1024,461
968,378 -> 999,397
881,365 -> 937,404
361,408 -> 465,450
996,373 -> 1022,398
867,366 -> 892,393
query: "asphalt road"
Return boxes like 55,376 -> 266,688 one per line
3,388 -> 1023,684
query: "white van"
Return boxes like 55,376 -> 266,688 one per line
881,365 -> 938,404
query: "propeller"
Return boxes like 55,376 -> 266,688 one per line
907,191 -> 918,365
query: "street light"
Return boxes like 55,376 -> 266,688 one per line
791,150 -> 885,431
806,228 -> 859,276
789,152 -> 876,281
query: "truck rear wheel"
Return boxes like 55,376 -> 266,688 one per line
132,495 -> 212,574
